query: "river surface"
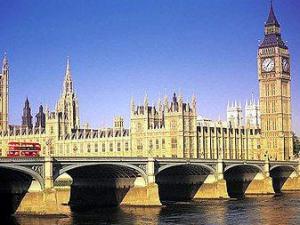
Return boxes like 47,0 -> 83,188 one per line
3,192 -> 300,225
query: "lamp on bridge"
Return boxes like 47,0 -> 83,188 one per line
45,139 -> 52,157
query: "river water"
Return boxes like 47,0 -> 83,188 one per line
4,192 -> 300,225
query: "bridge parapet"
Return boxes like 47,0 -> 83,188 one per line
0,157 -> 300,215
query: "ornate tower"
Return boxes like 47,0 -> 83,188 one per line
0,54 -> 9,131
22,98 -> 33,129
245,94 -> 260,128
258,3 -> 292,160
35,105 -> 46,128
227,101 -> 243,127
56,58 -> 80,135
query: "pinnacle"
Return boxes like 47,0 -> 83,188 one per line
266,1 -> 280,27
2,52 -> 8,68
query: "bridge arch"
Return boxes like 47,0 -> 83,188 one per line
270,165 -> 298,193
0,164 -> 44,189
224,164 -> 264,198
156,163 -> 215,176
270,165 -> 297,176
0,164 -> 44,216
56,162 -> 147,183
55,162 -> 148,209
155,163 -> 214,202
224,164 -> 264,174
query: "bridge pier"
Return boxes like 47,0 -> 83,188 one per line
277,160 -> 300,192
194,159 -> 229,199
16,189 -> 70,215
244,175 -> 274,195
44,156 -> 54,189
121,158 -> 161,206
16,157 -> 70,215
245,159 -> 274,195
280,177 -> 300,191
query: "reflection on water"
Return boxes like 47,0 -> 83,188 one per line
4,193 -> 300,225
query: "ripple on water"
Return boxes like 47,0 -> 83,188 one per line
3,193 -> 300,225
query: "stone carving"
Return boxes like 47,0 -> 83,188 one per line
137,164 -> 147,173
30,165 -> 44,177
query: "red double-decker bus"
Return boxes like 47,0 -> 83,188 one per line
7,142 -> 41,157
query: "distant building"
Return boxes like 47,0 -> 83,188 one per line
35,105 -> 46,128
22,98 -> 33,129
245,95 -> 260,128
227,101 -> 243,127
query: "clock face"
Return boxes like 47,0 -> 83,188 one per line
282,58 -> 290,72
262,58 -> 275,72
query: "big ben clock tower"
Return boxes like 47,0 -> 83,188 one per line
258,3 -> 292,160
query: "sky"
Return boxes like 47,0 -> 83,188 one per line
0,0 -> 299,133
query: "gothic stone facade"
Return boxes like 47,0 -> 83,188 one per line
0,5 -> 293,161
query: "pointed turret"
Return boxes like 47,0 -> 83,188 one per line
251,92 -> 255,105
2,53 -> 8,71
130,97 -> 135,115
1,56 -> 11,131
22,97 -> 33,129
144,92 -> 148,105
260,2 -> 287,49
63,57 -> 73,94
191,94 -> 196,112
178,92 -> 183,104
163,95 -> 169,111
227,99 -> 243,127
171,93 -> 179,111
35,105 -> 46,128
245,94 -> 260,128
172,93 -> 177,103
157,97 -> 162,111
56,57 -> 80,133
266,1 -> 280,27
25,97 -> 29,106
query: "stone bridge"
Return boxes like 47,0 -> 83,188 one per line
0,157 -> 299,215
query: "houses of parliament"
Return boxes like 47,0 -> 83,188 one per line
0,4 -> 294,161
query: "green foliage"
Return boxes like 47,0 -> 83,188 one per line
293,132 -> 300,155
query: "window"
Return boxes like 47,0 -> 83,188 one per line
87,144 -> 91,153
149,140 -> 153,150
94,143 -> 98,152
102,143 -> 105,152
125,142 -> 129,151
170,120 -> 177,129
109,143 -> 113,152
156,139 -> 159,149
137,139 -> 143,150
171,138 -> 177,149
117,142 -> 121,151
137,123 -> 142,132
162,139 -> 165,149
272,84 -> 276,96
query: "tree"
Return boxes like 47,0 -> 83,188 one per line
293,132 -> 300,156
